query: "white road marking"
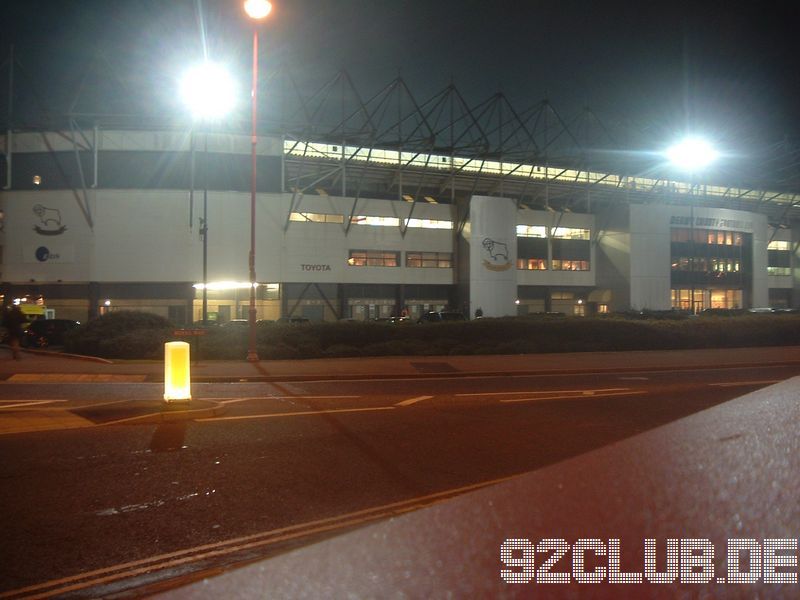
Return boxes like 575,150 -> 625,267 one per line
396,395 -> 433,407
500,390 -> 646,403
198,406 -> 395,422
0,399 -> 68,410
456,387 -> 630,397
217,395 -> 360,405
299,364 -> 795,384
709,380 -> 781,387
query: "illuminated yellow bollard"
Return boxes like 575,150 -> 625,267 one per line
164,341 -> 192,402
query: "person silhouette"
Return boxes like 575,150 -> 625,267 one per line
3,305 -> 26,360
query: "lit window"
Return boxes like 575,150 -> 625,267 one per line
551,227 -> 590,240
768,240 -> 791,251
552,259 -> 590,271
289,212 -> 344,224
516,258 -> 547,270
768,266 -> 791,276
351,216 -> 400,227
405,219 -> 453,230
516,225 -> 547,238
551,292 -> 574,300
406,252 -> 452,268
348,250 -> 400,267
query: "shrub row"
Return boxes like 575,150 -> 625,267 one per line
63,311 -> 800,360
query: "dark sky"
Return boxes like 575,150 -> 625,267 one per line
2,1 -> 799,172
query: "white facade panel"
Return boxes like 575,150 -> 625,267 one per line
2,190 -> 94,282
470,195 -> 517,317
1,190 -> 457,287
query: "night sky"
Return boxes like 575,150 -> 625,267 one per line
1,1 -> 799,181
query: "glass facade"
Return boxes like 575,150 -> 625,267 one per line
516,226 -> 591,271
670,227 -> 752,311
767,240 -> 792,277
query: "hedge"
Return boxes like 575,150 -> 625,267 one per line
62,311 -> 800,360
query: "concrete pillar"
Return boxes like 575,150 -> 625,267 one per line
469,195 -> 517,317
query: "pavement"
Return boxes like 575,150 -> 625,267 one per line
1,344 -> 800,437
3,344 -> 800,382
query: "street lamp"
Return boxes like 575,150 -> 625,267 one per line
666,136 -> 719,314
243,0 -> 272,362
180,62 -> 236,325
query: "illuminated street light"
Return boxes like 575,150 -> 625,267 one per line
243,0 -> 272,362
244,0 -> 272,19
179,62 -> 237,120
665,137 -> 718,171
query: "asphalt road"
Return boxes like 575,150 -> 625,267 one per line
1,363 -> 798,598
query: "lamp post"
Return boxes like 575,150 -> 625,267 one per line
243,0 -> 272,362
666,137 -> 719,313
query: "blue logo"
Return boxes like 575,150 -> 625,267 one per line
35,246 -> 50,262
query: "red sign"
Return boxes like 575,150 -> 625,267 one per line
172,329 -> 208,337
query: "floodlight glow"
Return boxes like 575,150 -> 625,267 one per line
193,281 -> 259,291
180,62 -> 237,120
244,0 -> 272,19
665,137 -> 719,171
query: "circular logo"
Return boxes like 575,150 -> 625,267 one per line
35,246 -> 50,262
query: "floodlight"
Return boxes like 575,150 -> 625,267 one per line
665,137 -> 719,171
180,62 -> 237,120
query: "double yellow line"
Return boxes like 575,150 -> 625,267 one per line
1,475 -> 516,599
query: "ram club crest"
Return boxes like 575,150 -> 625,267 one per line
33,204 -> 67,235
481,237 -> 512,271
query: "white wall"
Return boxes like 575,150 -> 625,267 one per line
0,190 -> 455,286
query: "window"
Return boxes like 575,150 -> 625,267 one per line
768,267 -> 791,276
673,228 -> 745,246
517,258 -> 547,270
552,227 -> 590,240
768,240 -> 791,251
551,292 -> 574,300
406,252 -> 452,268
552,259 -> 589,271
350,216 -> 400,227
516,225 -> 547,238
347,250 -> 399,267
289,212 -> 344,224
405,218 -> 452,230
671,228 -> 689,243
598,304 -> 609,314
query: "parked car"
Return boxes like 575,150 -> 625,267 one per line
21,319 -> 81,348
276,317 -> 311,324
373,316 -> 411,324
219,319 -> 249,327
417,311 -> 466,323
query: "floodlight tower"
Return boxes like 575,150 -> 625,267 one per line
666,136 -> 719,313
180,61 -> 236,324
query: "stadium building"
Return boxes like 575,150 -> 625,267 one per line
1,74 -> 798,323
